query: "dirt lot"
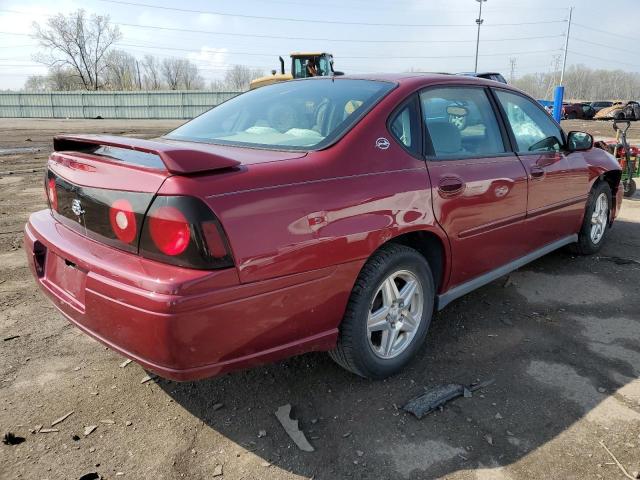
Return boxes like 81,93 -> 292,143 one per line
1,118 -> 639,480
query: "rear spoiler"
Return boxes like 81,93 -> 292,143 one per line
53,134 -> 241,174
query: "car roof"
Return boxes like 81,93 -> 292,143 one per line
333,72 -> 513,89
330,72 -> 516,92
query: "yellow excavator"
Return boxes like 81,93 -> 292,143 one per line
250,52 -> 343,89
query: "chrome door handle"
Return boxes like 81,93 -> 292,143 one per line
530,166 -> 545,179
438,176 -> 465,197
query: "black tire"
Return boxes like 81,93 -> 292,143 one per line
329,243 -> 435,379
623,178 -> 637,198
571,181 -> 612,255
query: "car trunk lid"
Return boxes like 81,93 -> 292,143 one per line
47,134 -> 307,256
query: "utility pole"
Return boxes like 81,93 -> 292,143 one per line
474,0 -> 487,73
559,6 -> 573,86
509,57 -> 516,83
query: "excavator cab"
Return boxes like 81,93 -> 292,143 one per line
291,53 -> 336,78
250,52 -> 343,89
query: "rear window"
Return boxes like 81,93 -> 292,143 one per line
91,146 -> 164,169
165,79 -> 394,150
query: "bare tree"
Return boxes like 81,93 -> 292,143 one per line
512,64 -> 640,101
222,65 -> 265,91
161,58 -> 184,90
24,75 -> 49,92
33,9 -> 121,90
161,57 -> 203,90
182,61 -> 204,90
104,49 -> 138,90
24,65 -> 84,91
142,54 -> 162,90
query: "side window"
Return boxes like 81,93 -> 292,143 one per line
389,100 -> 419,155
494,90 -> 564,153
419,87 -> 506,159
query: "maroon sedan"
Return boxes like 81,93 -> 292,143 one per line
25,74 -> 622,381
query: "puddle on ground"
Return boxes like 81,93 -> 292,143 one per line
0,147 -> 42,156
381,439 -> 465,478
511,271 -> 622,305
0,176 -> 24,185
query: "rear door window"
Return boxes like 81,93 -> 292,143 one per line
494,90 -> 564,153
419,87 -> 506,159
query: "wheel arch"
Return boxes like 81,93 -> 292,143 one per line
383,229 -> 449,294
599,169 -> 622,196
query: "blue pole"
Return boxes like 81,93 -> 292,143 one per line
553,85 -> 564,122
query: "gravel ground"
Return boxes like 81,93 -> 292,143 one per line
1,118 -> 639,480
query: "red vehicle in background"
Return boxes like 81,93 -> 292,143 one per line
25,74 -> 622,381
562,102 -> 596,120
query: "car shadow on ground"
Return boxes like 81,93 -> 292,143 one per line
157,219 -> 640,479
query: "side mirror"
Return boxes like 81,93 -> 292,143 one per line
333,71 -> 345,76
567,131 -> 593,152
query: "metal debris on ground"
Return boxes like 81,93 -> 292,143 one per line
403,379 -> 495,419
140,374 -> 156,384
3,335 -> 19,341
38,428 -> 59,433
100,419 -> 115,424
51,411 -> 74,426
257,429 -> 266,438
274,404 -> 315,452
211,403 -> 224,411
83,425 -> 97,436
3,432 -> 26,445
119,359 -> 132,368
213,464 -> 223,477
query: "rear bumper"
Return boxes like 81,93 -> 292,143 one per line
25,210 -> 360,380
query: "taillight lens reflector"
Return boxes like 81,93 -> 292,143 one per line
148,206 -> 191,256
47,177 -> 58,211
202,221 -> 228,258
109,199 -> 137,244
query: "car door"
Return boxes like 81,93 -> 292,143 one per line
420,86 -> 529,289
493,89 -> 590,248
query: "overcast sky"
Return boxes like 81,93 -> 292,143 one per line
0,0 -> 638,90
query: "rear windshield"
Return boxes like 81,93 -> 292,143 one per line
165,79 -> 394,150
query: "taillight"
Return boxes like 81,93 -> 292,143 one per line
148,206 -> 190,256
47,177 -> 58,211
109,199 -> 137,244
140,196 -> 233,269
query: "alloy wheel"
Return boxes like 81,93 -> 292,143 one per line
590,192 -> 608,244
367,270 -> 424,359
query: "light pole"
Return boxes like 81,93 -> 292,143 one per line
474,0 -> 487,73
559,6 -> 573,86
